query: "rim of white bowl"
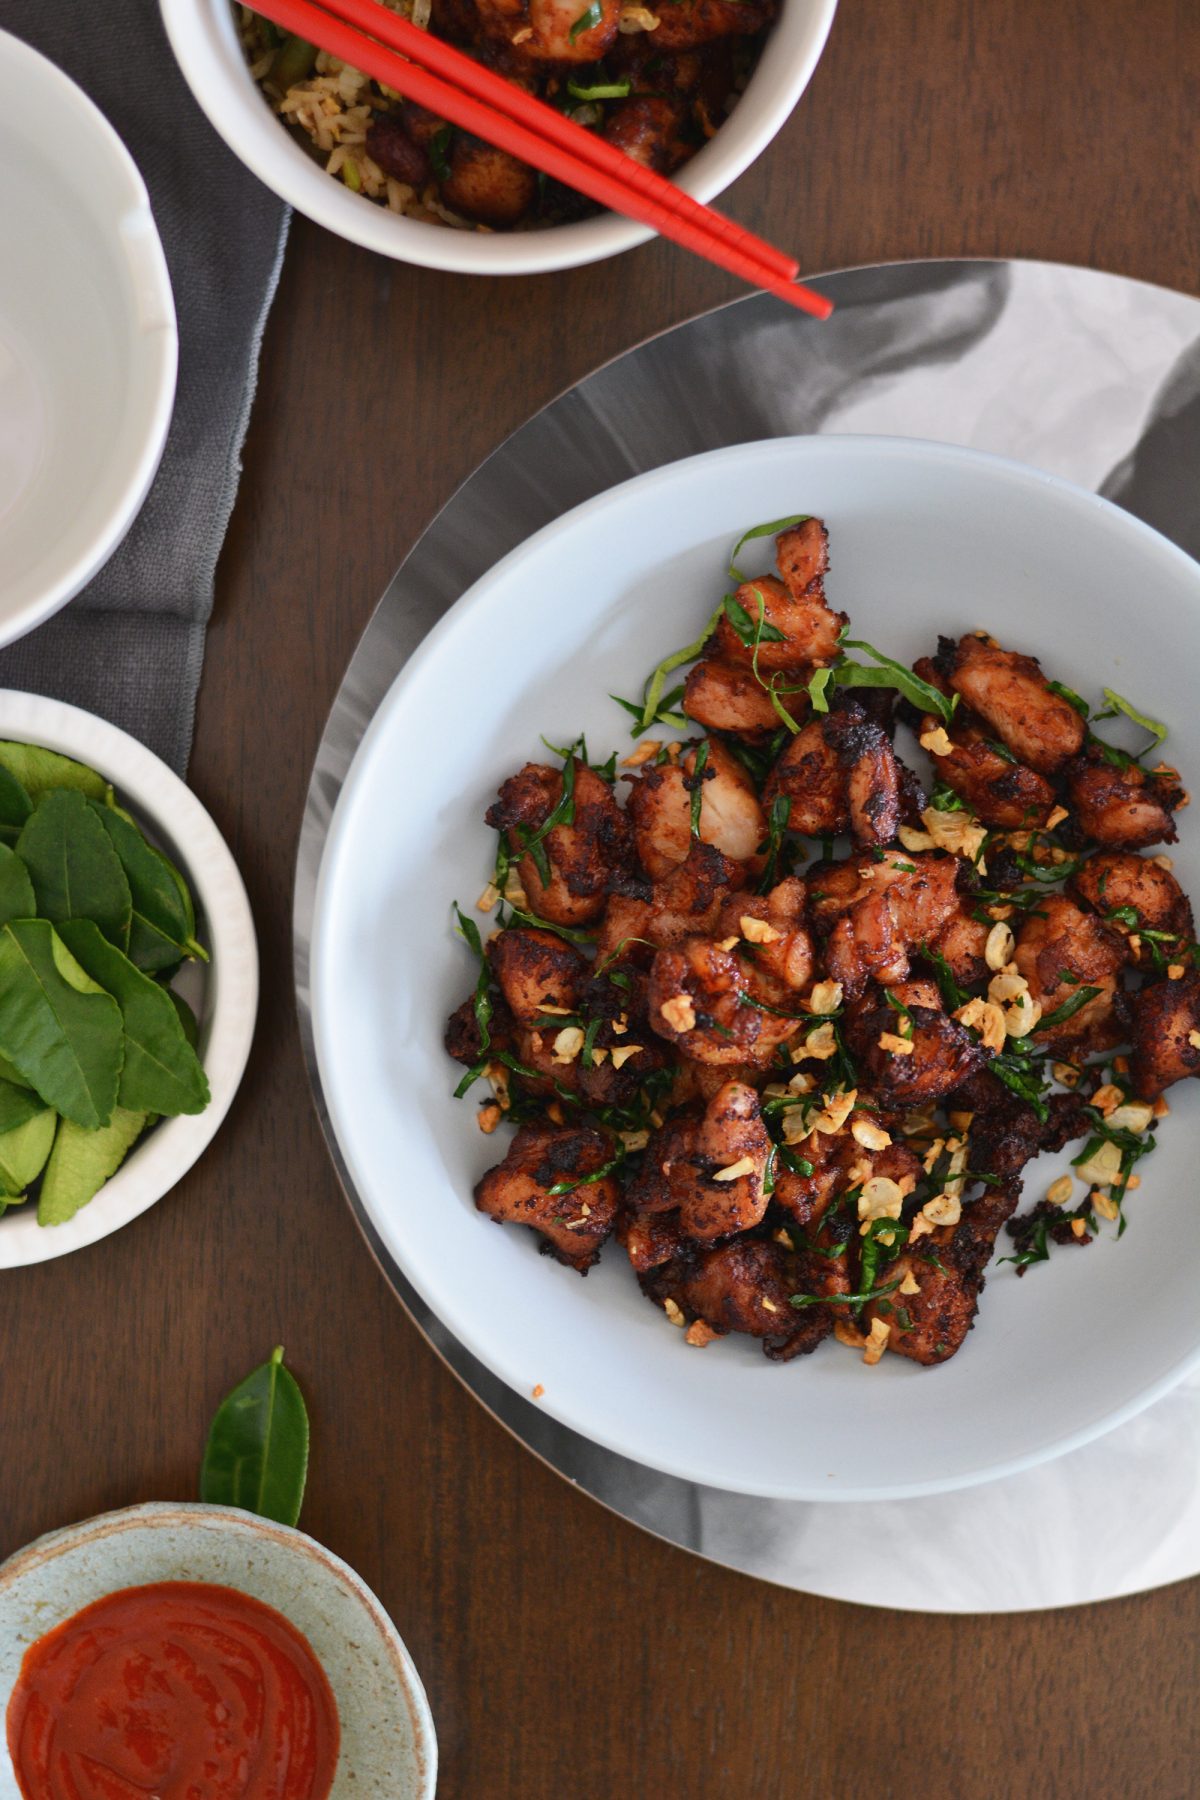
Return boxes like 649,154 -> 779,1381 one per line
0,31 -> 178,646
0,1502 -> 437,1800
0,692 -> 258,1270
159,0 -> 838,274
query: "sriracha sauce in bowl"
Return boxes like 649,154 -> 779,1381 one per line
0,1503 -> 436,1800
7,1581 -> 340,1800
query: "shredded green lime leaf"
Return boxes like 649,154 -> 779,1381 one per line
728,513 -> 811,582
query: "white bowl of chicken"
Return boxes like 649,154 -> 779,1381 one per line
160,0 -> 837,271
312,434 -> 1200,1500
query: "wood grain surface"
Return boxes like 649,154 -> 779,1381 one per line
4,2 -> 1199,1795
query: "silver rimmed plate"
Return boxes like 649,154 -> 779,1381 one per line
295,261 -> 1200,1605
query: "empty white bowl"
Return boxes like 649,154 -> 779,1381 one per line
0,31 -> 177,646
160,0 -> 838,274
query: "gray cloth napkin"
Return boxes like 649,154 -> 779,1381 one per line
1,0 -> 291,773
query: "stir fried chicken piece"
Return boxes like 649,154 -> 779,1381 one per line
951,1070 -> 1093,1195
846,981 -> 993,1108
594,841 -> 742,962
625,1081 -> 772,1241
642,1240 -> 832,1360
648,0 -> 775,48
618,1206 -> 687,1275
1065,747 -> 1183,849
939,634 -> 1086,774
487,759 -> 633,925
445,989 -> 515,1069
1129,972 -> 1200,1100
928,902 -> 991,987
917,711 -> 1056,829
475,1123 -> 619,1271
514,1021 -> 662,1107
1069,850 -> 1193,940
762,716 -> 844,835
763,699 -> 901,845
811,850 -> 961,999
1013,894 -> 1127,1047
440,135 -> 537,227
864,1189 -> 1017,1366
772,1124 -> 922,1230
714,876 -> 814,990
626,740 -> 764,879
600,95 -> 689,172
471,0 -> 619,61
682,656 -> 784,735
711,520 -> 845,672
364,113 -> 432,187
647,934 -> 801,1066
488,926 -> 584,1023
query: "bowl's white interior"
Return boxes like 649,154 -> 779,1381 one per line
312,435 -> 1200,1500
0,34 -> 175,640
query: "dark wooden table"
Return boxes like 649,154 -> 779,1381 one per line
5,1 -> 1199,1794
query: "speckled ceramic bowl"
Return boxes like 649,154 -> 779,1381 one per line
0,1503 -> 437,1799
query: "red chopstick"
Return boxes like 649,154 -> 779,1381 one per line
252,0 -> 832,317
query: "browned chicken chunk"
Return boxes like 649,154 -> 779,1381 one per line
594,840 -> 742,962
648,0 -> 775,48
763,699 -> 900,846
683,656 -> 786,735
711,520 -> 845,672
928,903 -> 991,987
625,1080 -> 772,1241
1129,972 -> 1200,1100
647,934 -> 801,1066
866,1189 -> 1017,1365
1069,850 -> 1193,940
846,981 -> 993,1108
643,1240 -> 832,1361
812,850 -> 960,998
489,925 -> 584,1023
487,759 -> 634,925
940,634 -> 1087,774
626,739 -> 764,878
714,876 -> 814,991
1013,893 -> 1127,1047
475,1123 -> 619,1270
918,711 -> 1056,828
1065,748 -> 1183,849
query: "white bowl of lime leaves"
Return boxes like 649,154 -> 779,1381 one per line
0,692 -> 257,1268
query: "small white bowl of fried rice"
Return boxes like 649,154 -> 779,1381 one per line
160,0 -> 837,274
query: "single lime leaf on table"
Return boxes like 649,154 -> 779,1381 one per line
37,1107 -> 147,1226
57,918 -> 210,1117
0,742 -> 111,805
0,920 -> 124,1128
200,1347 -> 310,1527
90,803 -> 207,971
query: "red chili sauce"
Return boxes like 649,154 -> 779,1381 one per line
6,1580 -> 340,1800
